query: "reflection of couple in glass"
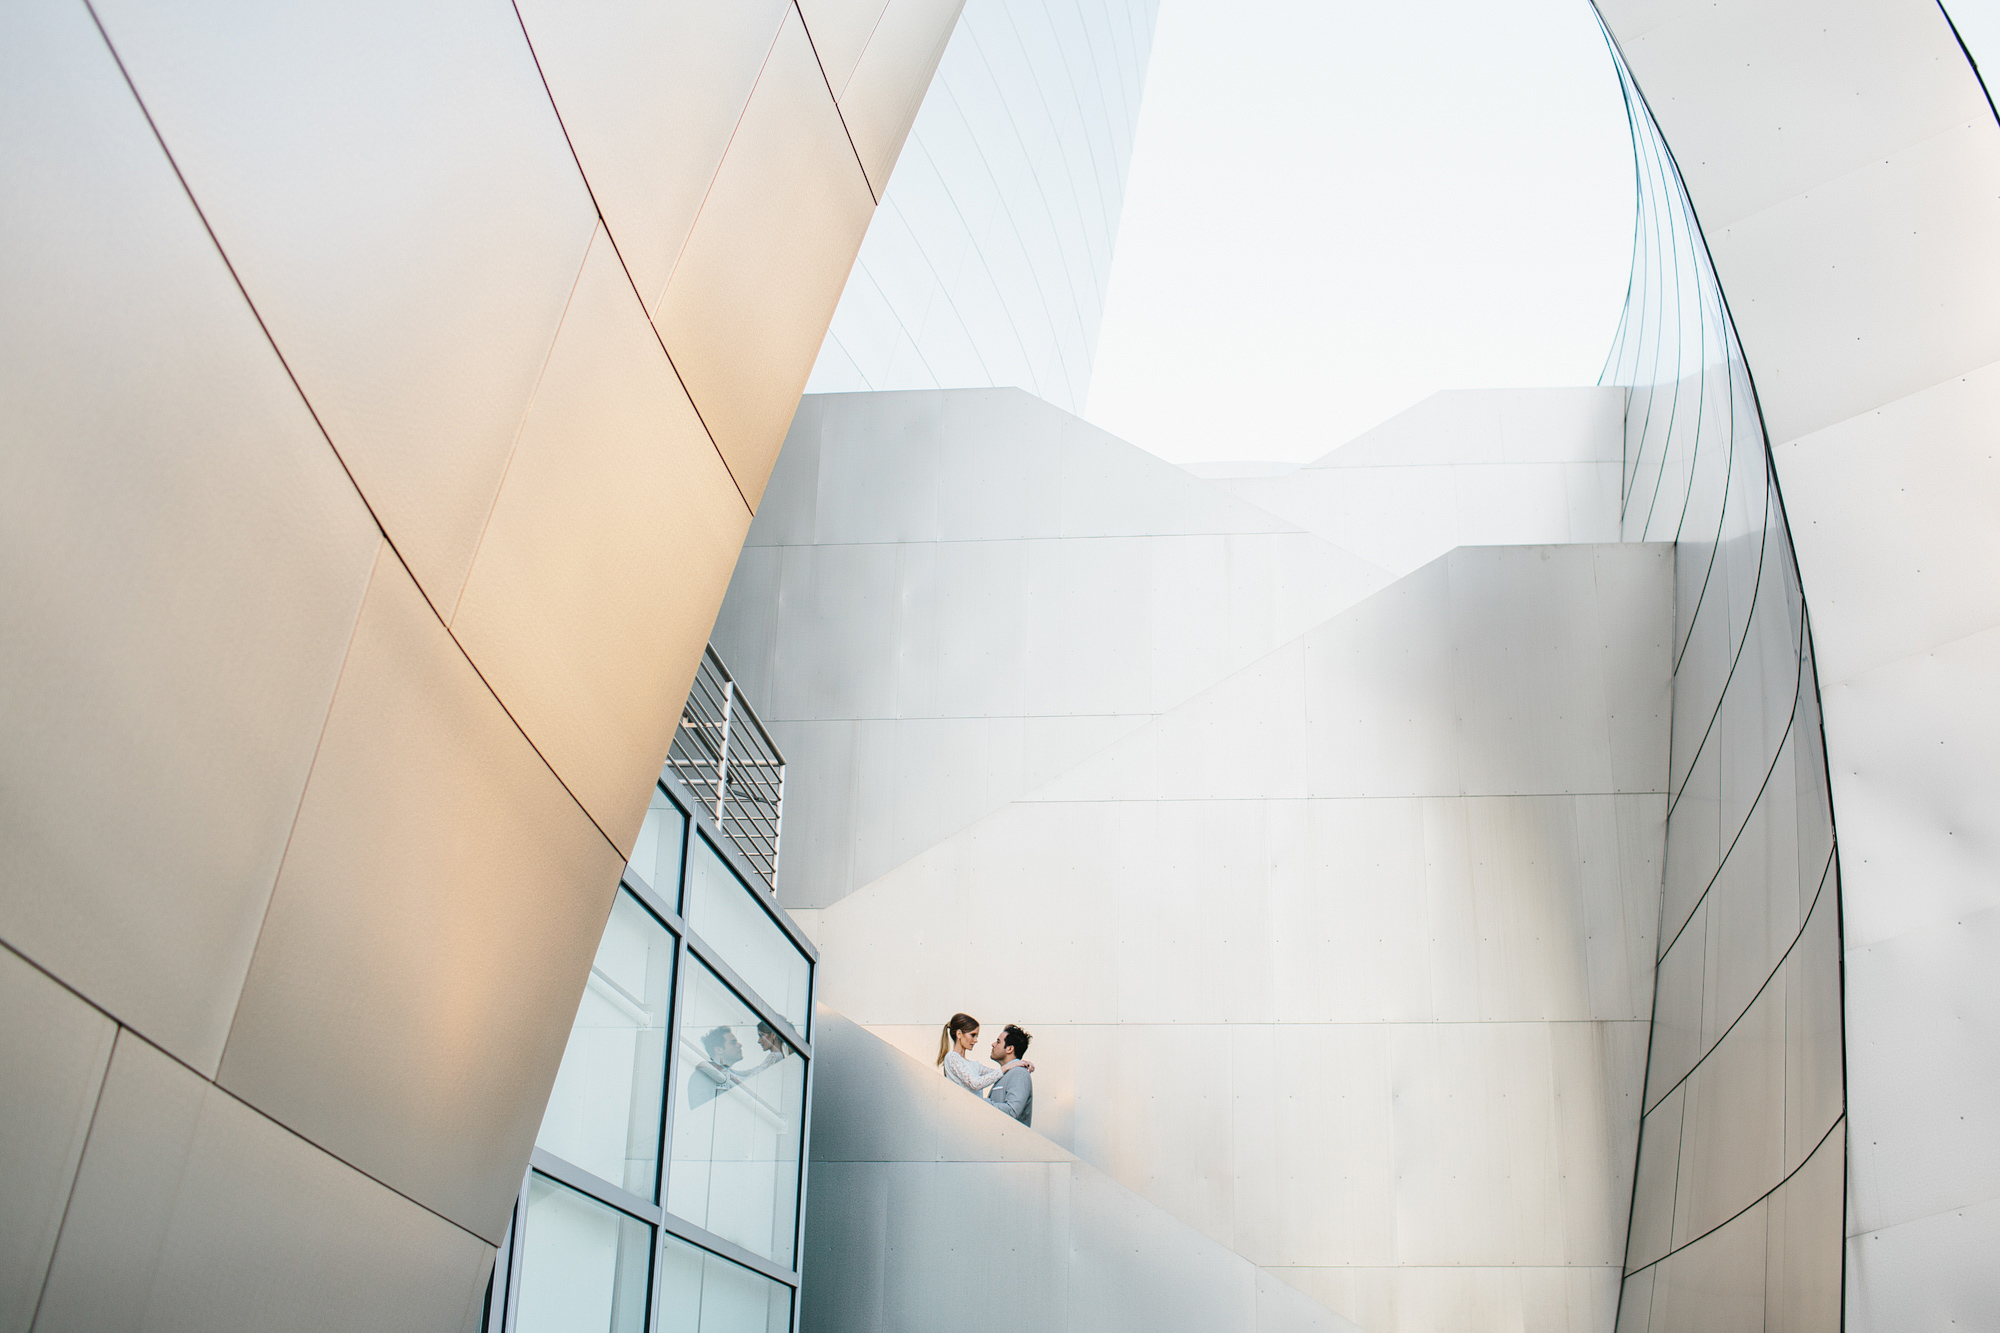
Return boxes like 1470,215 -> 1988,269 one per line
688,1021 -> 787,1110
935,1013 -> 1034,1126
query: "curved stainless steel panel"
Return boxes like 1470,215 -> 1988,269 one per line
89,0 -> 599,614
36,1034 -> 493,1333
216,554 -> 626,1242
0,949 -> 114,1333
651,11 -> 878,506
513,0 -> 789,312
449,229 -> 753,849
0,0 -> 380,1074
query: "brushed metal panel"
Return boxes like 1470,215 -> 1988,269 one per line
1789,636 -> 1835,923
1825,622 -> 2000,951
1708,733 -> 1801,1031
1449,464 -> 1575,548
812,390 -> 945,545
1614,1265 -> 1655,1333
1068,1163 -> 1255,1330
1600,546 -> 1677,793
1668,569 -> 1732,797
1549,1020 -> 1649,1267
1302,559 -> 1458,798
1659,740 -> 1721,949
0,0 -> 379,1073
90,0 -> 599,614
743,396 -> 824,548
1764,1119 -> 1843,1333
1773,362 -> 2000,680
451,229 -> 753,849
1464,798 -> 1592,1022
1277,800 -> 1427,1023
1390,1024 -> 1562,1267
216,554 -> 625,1242
0,949 -> 114,1333
36,1033 -> 493,1333
1647,1196 -> 1768,1333
1843,898 -> 2000,1237
1844,1191 -> 2000,1332
1784,863 -> 1842,1175
937,388 -> 1065,541
931,541 -> 1029,718
1713,581 -> 1801,842
795,0 -> 892,98
1451,546 -> 1618,796
1585,795 -> 1668,1022
796,1161 -> 888,1333
1625,1084 -> 1686,1272
1258,1023 -> 1402,1268
835,0 -> 964,195
889,541 -> 943,719
709,545 -> 784,710
815,801 -> 1127,1026
1615,0 -> 1980,230
1035,537 -> 1155,716
779,544 -> 901,722
1150,649 -> 1309,804
652,11 -> 878,508
1674,970 -> 1785,1245
1071,1023 -> 1233,1238
512,0 -> 788,311
1644,900 -> 1707,1109
1709,111 -> 2000,447
1058,415 -> 1293,540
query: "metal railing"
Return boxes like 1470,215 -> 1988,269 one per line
665,645 -> 784,892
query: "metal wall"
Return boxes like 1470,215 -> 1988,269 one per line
712,385 -> 1627,914
810,539 -> 1672,1333
805,0 -> 1160,412
1595,0 -> 2000,1323
802,1009 -> 1362,1333
0,0 -> 959,1325
1594,30 -> 1845,1328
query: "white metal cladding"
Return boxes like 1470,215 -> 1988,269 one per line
711,385 -> 1631,914
804,1008 -> 1363,1333
1593,31 -> 1846,1333
807,541 -> 1675,1333
1594,0 -> 2000,1322
805,0 -> 1160,412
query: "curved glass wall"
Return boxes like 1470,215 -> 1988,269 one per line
805,0 -> 1160,412
483,768 -> 817,1333
1596,20 -> 1846,1331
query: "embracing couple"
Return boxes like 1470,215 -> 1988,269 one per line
934,1012 -> 1034,1126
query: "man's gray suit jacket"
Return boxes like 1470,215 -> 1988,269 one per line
991,1065 -> 1033,1126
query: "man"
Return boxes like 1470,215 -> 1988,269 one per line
987,1024 -> 1034,1126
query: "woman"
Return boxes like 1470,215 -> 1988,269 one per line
935,1012 -> 1031,1093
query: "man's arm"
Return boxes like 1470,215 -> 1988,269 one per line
989,1067 -> 1029,1121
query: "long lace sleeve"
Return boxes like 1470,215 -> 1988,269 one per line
943,1049 -> 1002,1093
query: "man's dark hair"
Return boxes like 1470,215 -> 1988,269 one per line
1002,1024 -> 1031,1059
701,1025 -> 735,1061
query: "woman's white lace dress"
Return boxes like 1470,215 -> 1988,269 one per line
943,1048 -> 1002,1093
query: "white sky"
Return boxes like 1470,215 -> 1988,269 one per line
1085,0 -> 1638,466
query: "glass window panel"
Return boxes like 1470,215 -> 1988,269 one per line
655,1234 -> 791,1333
537,890 -> 676,1199
517,1175 -> 651,1333
629,786 -> 688,909
666,960 -> 806,1266
684,835 -> 811,1032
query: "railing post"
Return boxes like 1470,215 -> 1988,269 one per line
714,676 -> 734,827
